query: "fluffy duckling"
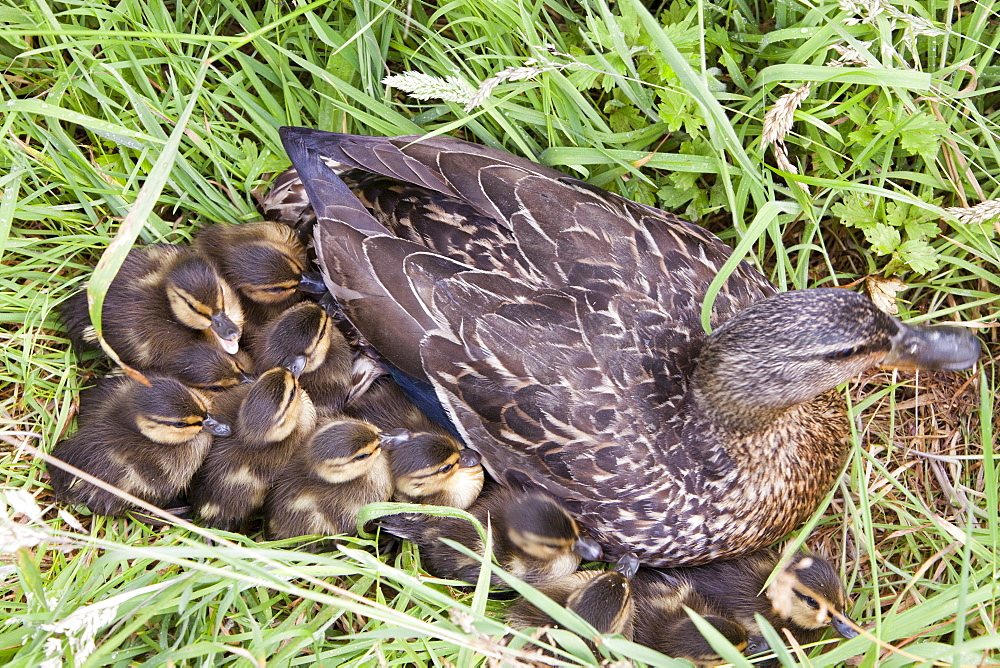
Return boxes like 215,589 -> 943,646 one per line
193,221 -> 327,331
382,430 -> 484,509
675,548 -> 858,649
345,374 -> 444,435
175,345 -> 255,394
382,487 -> 603,586
189,363 -> 317,532
265,418 -> 393,547
60,244 -> 244,373
49,374 -> 230,517
253,301 -> 352,410
630,568 -> 749,668
506,553 -> 639,638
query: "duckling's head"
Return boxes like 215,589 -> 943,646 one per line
384,430 -> 484,508
220,222 -> 315,306
692,289 -> 980,432
176,346 -> 255,393
503,493 -> 603,563
236,366 -> 314,445
306,418 -> 389,484
257,302 -> 337,374
163,255 -> 242,353
565,554 -> 639,635
766,552 -> 858,640
130,375 -> 231,444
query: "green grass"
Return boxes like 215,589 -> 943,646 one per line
1,0 -> 998,665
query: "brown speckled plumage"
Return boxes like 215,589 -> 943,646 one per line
275,129 -> 981,566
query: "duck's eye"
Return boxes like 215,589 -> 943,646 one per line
171,420 -> 195,429
264,286 -> 291,294
353,452 -> 371,461
828,347 -> 858,360
796,591 -> 820,609
437,463 -> 455,475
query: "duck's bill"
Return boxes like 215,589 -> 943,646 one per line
210,313 -> 241,354
614,552 -> 640,579
829,614 -> 859,639
202,414 -> 232,437
881,323 -> 980,371
298,271 -> 329,295
573,536 -> 603,561
458,448 -> 482,468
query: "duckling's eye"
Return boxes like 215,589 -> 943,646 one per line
828,347 -> 858,360
264,286 -> 291,294
170,420 -> 195,429
437,463 -> 455,474
796,591 -> 820,609
353,452 -> 371,461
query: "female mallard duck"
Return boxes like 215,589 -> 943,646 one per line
381,486 -> 603,586
193,221 -> 327,332
265,417 -> 393,547
60,244 -> 244,375
673,548 -> 857,650
253,301 -> 353,410
189,363 -> 317,531
49,374 -> 230,517
631,566 -> 750,667
382,429 -> 484,509
276,128 -> 981,566
506,553 -> 639,637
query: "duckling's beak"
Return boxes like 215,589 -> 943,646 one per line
380,428 -> 412,449
614,552 -> 640,579
210,313 -> 241,354
298,271 -> 328,296
829,613 -> 859,639
202,415 -> 232,437
745,635 -> 770,656
573,537 -> 603,561
283,354 -> 308,379
881,322 -> 980,371
457,448 -> 481,468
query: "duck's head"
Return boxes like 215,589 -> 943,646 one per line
383,430 -> 484,508
236,365 -> 314,445
177,346 -> 255,393
565,553 -> 639,635
691,289 -> 980,432
257,302 -> 337,375
305,418 -> 390,484
130,375 -> 231,444
503,493 -> 603,563
218,222 -> 324,305
163,255 -> 242,353
766,552 -> 858,640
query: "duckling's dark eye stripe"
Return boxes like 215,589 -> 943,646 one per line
152,418 -> 201,428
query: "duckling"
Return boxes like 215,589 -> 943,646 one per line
49,374 -> 231,517
189,362 -> 317,532
265,418 -> 393,548
381,487 -> 603,586
171,345 -> 255,394
630,568 -> 749,668
60,244 -> 244,373
382,429 -> 484,509
253,301 -> 352,410
193,221 -> 327,332
345,374 -> 445,435
506,553 -> 639,637
675,548 -> 858,648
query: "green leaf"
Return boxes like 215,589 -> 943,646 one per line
896,239 -> 940,273
865,223 -> 901,255
832,195 -> 879,230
